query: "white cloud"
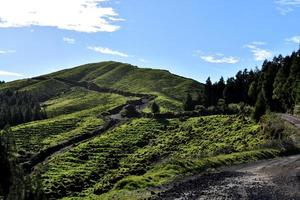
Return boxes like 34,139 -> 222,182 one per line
195,50 -> 239,64
0,70 -> 23,77
286,36 -> 300,44
63,37 -> 76,44
0,49 -> 16,54
0,0 -> 123,33
138,58 -> 148,63
275,0 -> 300,15
252,41 -> 266,45
245,42 -> 272,61
108,17 -> 125,22
200,55 -> 239,64
88,46 -> 128,57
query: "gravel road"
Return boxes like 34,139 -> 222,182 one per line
154,154 -> 300,200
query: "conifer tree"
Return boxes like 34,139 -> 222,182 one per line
183,93 -> 195,111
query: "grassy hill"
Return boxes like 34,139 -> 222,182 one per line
46,61 -> 203,101
1,61 -> 204,157
1,61 -> 293,200
0,61 -> 204,112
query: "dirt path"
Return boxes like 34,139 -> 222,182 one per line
154,154 -> 300,200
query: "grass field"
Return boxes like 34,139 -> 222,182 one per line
43,87 -> 133,117
11,88 -> 131,155
39,115 -> 279,199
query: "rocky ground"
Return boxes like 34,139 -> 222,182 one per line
153,154 -> 300,200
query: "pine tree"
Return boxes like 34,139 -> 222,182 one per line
253,92 -> 266,122
204,77 -> 212,106
183,93 -> 195,111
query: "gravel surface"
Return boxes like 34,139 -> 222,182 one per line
153,155 -> 300,200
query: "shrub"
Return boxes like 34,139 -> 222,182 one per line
151,102 -> 160,114
260,114 -> 300,155
241,104 -> 253,116
294,104 -> 300,116
121,105 -> 140,118
217,99 -> 226,113
207,106 -> 217,114
227,103 -> 240,114
195,105 -> 206,115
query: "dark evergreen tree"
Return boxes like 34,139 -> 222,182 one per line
253,92 -> 266,122
201,49 -> 300,118
223,77 -> 237,104
204,77 -> 212,106
0,129 -> 44,199
0,89 -> 47,129
183,93 -> 195,111
216,77 -> 225,101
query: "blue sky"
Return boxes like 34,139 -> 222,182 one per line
0,0 -> 300,83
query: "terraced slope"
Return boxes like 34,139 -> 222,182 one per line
11,86 -> 134,162
1,62 -> 287,200
45,62 -> 203,112
0,61 -> 203,112
47,62 -> 203,99
40,115 -> 279,199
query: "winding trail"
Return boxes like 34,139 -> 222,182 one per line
22,78 -> 155,173
153,115 -> 300,200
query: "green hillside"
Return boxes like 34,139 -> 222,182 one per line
1,61 -> 297,200
0,61 -> 203,113
46,61 -> 202,101
41,116 -> 278,199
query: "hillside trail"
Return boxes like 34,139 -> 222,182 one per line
153,114 -> 300,200
24,78 -> 154,174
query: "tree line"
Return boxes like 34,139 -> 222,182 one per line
0,90 -> 47,129
0,129 -> 44,199
183,49 -> 300,121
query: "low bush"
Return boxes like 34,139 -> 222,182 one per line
260,113 -> 300,155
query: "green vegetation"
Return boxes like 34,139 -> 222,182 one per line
201,50 -> 300,121
11,90 -> 130,154
0,90 -> 46,129
260,114 -> 300,153
20,79 -> 71,101
12,113 -> 104,154
45,61 -> 203,111
0,61 -> 204,113
39,115 -> 279,199
151,102 -> 160,114
0,57 -> 299,199
183,93 -> 195,111
0,129 -> 44,200
48,61 -> 203,100
43,87 -> 130,117
0,79 -> 38,91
